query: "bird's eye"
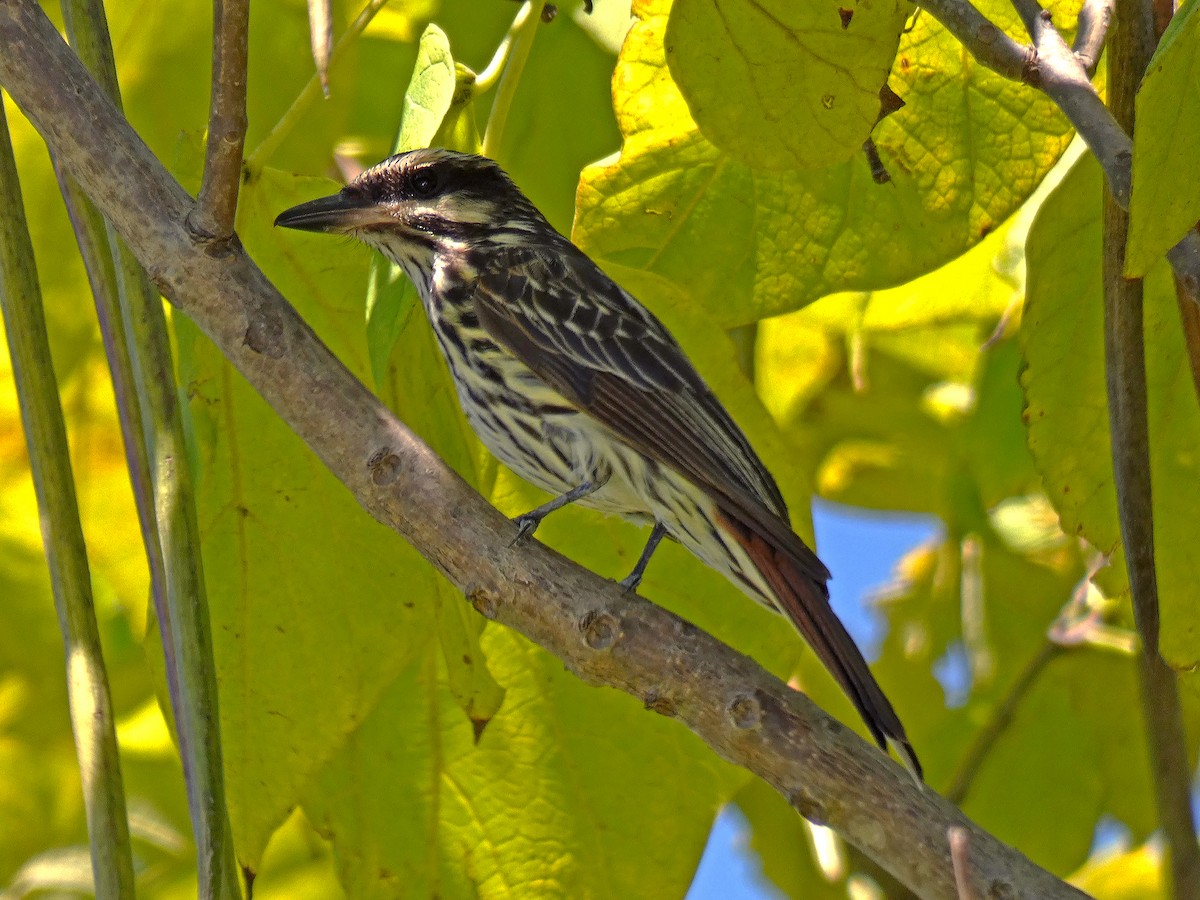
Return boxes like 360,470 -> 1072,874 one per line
410,170 -> 439,198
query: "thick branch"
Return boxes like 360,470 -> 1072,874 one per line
0,1 -> 1087,896
190,0 -> 249,243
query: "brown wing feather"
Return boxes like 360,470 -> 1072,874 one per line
472,245 -> 828,583
472,245 -> 918,773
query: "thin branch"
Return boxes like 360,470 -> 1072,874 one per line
922,0 -> 1200,299
0,4 -> 1094,896
0,99 -> 136,900
1105,1 -> 1200,894
949,827 -> 977,900
482,0 -> 547,159
944,641 -> 1062,805
916,0 -> 1037,82
190,0 -> 250,244
1072,0 -> 1114,75
1011,0 -> 1134,205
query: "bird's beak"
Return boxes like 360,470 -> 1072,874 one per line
274,191 -> 389,233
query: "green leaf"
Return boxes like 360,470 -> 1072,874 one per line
366,23 -> 459,388
1126,0 -> 1200,276
395,24 -> 458,154
755,219 -> 1030,518
178,168 -> 441,869
304,631 -> 740,899
1021,154 -> 1200,669
665,0 -> 908,170
575,0 -> 1074,326
433,580 -> 505,735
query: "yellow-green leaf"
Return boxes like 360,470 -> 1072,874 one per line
1069,843 -> 1162,899
1021,154 -> 1200,669
665,0 -> 908,170
1126,0 -> 1200,276
575,0 -> 1074,326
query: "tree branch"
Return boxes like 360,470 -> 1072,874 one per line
917,0 -> 1200,302
0,1 -> 1088,895
1011,0 -> 1133,204
916,0 -> 1037,83
1072,0 -> 1114,75
189,0 -> 249,243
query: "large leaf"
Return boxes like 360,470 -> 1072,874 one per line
664,0 -> 909,170
574,0 -> 1076,327
1021,155 -> 1200,669
305,631 -> 738,899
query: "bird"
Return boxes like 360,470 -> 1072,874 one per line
275,148 -> 920,778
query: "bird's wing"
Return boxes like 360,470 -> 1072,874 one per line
471,244 -> 829,586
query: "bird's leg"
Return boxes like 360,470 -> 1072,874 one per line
619,521 -> 669,593
511,479 -> 603,545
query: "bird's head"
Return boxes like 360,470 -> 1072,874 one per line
274,148 -> 548,278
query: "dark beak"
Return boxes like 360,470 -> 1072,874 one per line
274,191 -> 386,233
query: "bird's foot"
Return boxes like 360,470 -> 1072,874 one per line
510,513 -> 541,547
617,572 -> 642,594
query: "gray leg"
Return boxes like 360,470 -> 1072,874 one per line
619,521 -> 668,593
511,480 -> 602,545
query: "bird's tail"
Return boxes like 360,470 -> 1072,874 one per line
718,508 -> 923,781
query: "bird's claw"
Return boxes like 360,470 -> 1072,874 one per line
617,573 -> 641,594
510,514 -> 539,547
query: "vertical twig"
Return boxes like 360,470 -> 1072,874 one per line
0,99 -> 136,900
308,0 -> 333,98
117,250 -> 243,900
190,0 -> 250,243
481,0 -> 547,159
54,2 -> 164,624
949,827 -> 977,900
1072,0 -> 1114,74
1104,1 -> 1200,896
57,1 -> 242,895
